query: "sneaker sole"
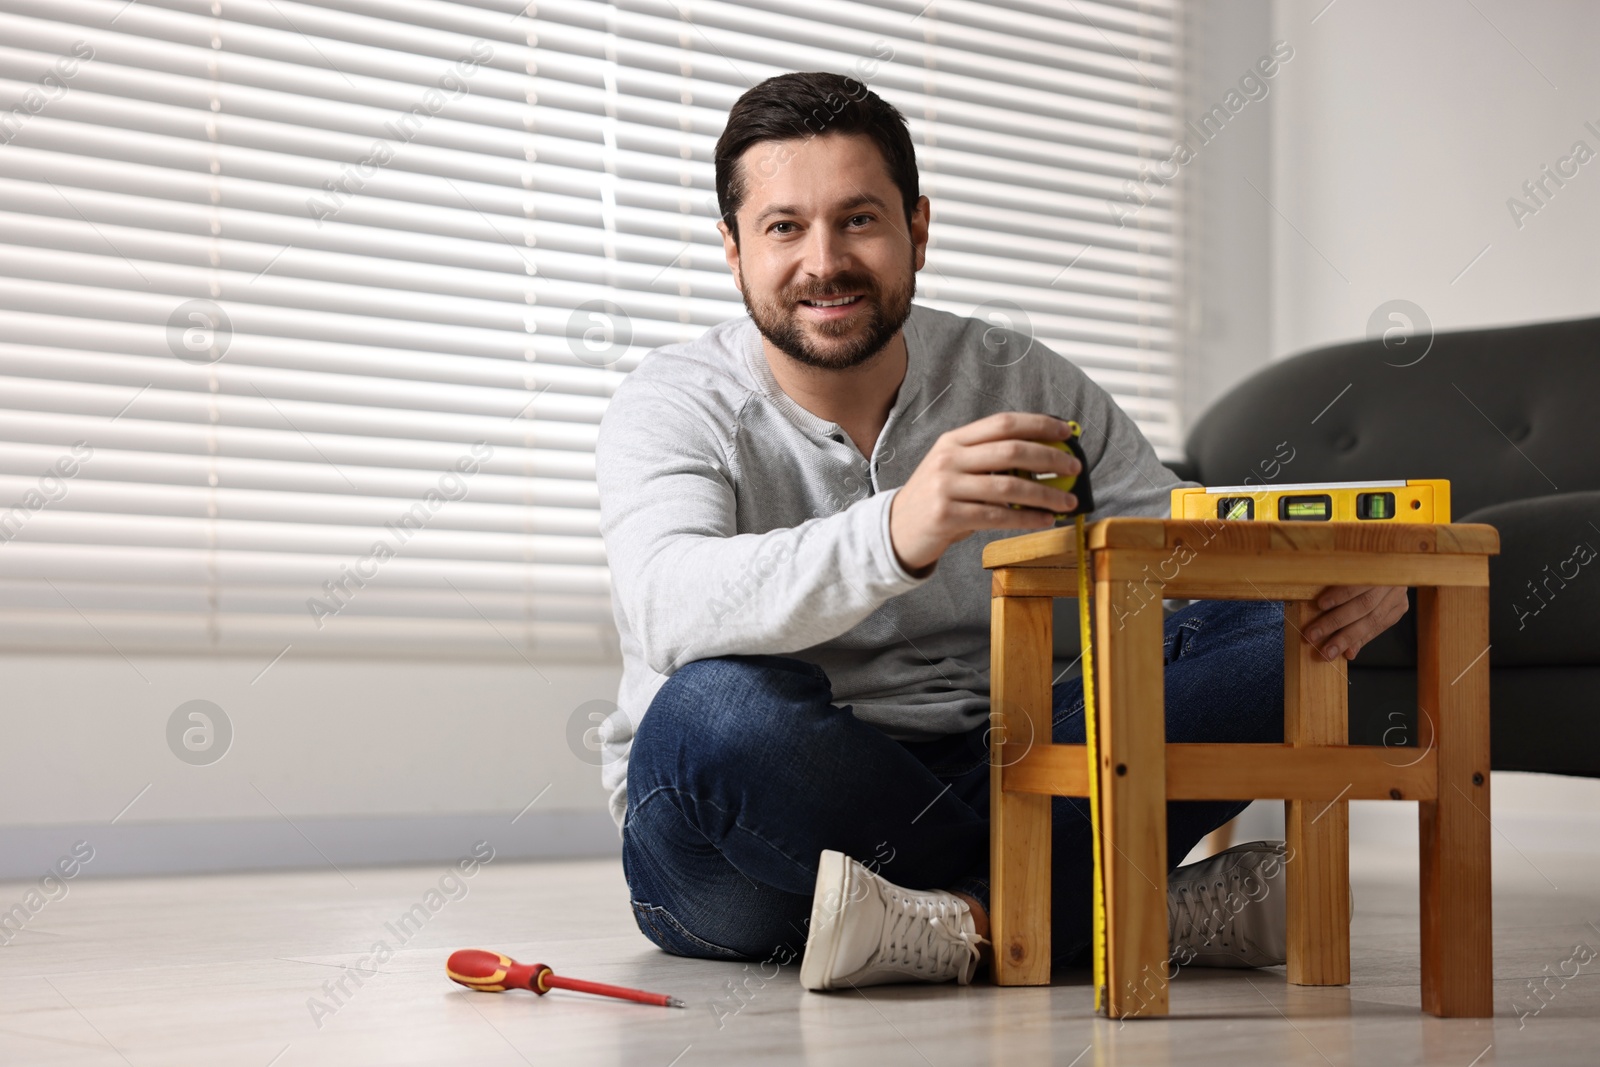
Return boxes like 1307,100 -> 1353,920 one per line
799,849 -> 850,991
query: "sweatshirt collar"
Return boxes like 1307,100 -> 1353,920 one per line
740,305 -> 929,440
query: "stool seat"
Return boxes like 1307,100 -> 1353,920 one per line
983,518 -> 1497,1019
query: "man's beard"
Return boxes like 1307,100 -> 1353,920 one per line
741,259 -> 916,371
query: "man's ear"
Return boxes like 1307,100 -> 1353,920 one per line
717,218 -> 743,294
910,195 -> 931,272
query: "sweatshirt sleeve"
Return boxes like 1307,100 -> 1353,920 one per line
596,373 -> 933,677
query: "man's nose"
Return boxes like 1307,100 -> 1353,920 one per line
800,224 -> 851,281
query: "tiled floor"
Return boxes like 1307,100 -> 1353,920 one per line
1,829 -> 1595,1065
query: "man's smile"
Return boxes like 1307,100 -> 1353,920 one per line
798,293 -> 867,319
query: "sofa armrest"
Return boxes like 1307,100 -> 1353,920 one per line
1164,457 -> 1199,484
1336,491 -> 1600,670
1462,491 -> 1600,666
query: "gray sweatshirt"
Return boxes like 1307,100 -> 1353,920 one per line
594,302 -> 1195,830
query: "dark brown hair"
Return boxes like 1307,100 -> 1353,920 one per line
714,71 -> 919,245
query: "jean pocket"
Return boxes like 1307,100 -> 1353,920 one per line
630,900 -> 745,960
1164,618 -> 1204,664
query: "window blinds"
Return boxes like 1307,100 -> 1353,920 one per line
0,0 -> 1180,659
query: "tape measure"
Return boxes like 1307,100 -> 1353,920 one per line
1075,509 -> 1106,1012
1005,420 -> 1107,1012
1170,479 -> 1450,523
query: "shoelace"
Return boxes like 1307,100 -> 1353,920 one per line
878,888 -> 988,979
1170,875 -> 1259,956
1171,878 -> 1232,949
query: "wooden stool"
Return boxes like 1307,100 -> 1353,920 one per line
983,518 -> 1498,1018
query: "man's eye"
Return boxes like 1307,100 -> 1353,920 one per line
770,222 -> 796,234
848,214 -> 873,226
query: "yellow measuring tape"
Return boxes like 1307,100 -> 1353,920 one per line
1012,422 -> 1105,1011
1074,513 -> 1107,1013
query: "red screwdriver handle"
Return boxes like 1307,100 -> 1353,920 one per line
446,949 -> 551,994
446,948 -> 684,1008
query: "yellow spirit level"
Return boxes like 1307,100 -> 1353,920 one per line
1170,479 -> 1451,523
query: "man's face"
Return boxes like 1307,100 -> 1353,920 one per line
719,133 -> 929,371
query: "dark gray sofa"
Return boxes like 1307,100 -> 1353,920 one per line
1171,314 -> 1600,777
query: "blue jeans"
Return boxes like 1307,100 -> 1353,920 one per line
621,599 -> 1286,969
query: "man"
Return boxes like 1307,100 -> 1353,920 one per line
594,72 -> 1409,991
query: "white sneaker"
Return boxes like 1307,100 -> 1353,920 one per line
799,849 -> 987,991
1168,840 -> 1289,968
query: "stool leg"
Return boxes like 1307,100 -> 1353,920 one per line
1283,600 -> 1352,986
1097,577 -> 1168,1018
1417,585 -> 1493,1017
990,594 -> 1053,986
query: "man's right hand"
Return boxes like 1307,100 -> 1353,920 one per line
888,412 -> 1082,576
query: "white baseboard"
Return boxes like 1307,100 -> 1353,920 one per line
0,809 -> 618,881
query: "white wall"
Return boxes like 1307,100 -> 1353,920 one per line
1186,0 -> 1600,399
0,654 -> 622,878
1267,0 -> 1600,359
1179,0 -> 1278,432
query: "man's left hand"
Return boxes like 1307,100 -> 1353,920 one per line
1302,586 -> 1410,662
